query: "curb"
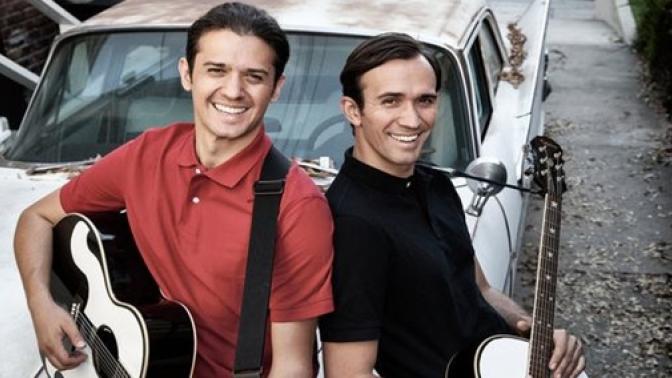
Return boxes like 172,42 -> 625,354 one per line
594,0 -> 637,44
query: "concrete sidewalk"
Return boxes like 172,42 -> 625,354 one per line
503,0 -> 672,376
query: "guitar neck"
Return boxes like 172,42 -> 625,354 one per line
528,190 -> 562,377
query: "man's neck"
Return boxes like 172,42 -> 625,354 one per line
195,127 -> 261,168
352,146 -> 414,178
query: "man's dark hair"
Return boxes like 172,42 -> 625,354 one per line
340,32 -> 442,108
186,2 -> 290,82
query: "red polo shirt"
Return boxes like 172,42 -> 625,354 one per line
60,123 -> 334,377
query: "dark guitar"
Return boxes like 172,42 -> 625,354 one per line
45,212 -> 197,378
445,136 -> 583,378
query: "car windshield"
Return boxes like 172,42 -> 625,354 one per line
6,31 -> 472,169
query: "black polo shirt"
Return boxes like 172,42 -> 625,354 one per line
319,152 -> 511,377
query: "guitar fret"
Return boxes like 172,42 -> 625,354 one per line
529,188 -> 562,377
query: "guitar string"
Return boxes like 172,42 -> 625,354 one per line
531,190 -> 550,378
540,191 -> 560,377
543,192 -> 560,378
539,190 -> 553,377
535,174 -> 562,378
537,198 -> 553,378
532,172 -> 562,378
77,314 -> 130,378
75,313 -> 131,378
78,314 -> 131,378
76,316 -> 128,378
66,312 -> 118,376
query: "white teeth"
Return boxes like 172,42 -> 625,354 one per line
213,103 -> 247,114
390,133 -> 419,142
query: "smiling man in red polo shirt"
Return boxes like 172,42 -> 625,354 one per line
14,3 -> 334,377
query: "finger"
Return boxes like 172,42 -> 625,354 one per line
47,340 -> 87,370
569,341 -> 585,378
571,338 -> 583,365
516,319 -> 531,330
554,335 -> 576,377
61,318 -> 86,350
570,355 -> 586,378
51,351 -> 85,371
516,317 -> 532,336
549,329 -> 568,372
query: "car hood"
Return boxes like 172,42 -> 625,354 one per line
0,167 -> 66,376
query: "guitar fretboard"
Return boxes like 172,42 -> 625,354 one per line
528,180 -> 562,377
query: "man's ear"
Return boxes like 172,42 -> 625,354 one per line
178,57 -> 192,91
271,74 -> 286,101
340,96 -> 362,128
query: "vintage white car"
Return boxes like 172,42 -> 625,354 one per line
0,0 -> 550,375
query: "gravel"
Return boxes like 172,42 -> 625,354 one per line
513,45 -> 672,377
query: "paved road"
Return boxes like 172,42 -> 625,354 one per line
489,0 -> 672,376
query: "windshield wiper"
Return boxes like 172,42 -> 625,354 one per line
297,160 -> 339,176
26,157 -> 99,176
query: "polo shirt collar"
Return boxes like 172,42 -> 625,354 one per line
176,125 -> 271,188
340,148 -> 420,195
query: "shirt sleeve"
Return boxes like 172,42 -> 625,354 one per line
269,195 -> 335,322
319,215 -> 391,342
60,139 -> 134,213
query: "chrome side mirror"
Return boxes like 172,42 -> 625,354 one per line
465,157 -> 507,217
0,117 -> 15,156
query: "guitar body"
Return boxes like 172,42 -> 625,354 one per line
46,212 -> 197,378
445,335 -> 529,378
445,335 -> 588,378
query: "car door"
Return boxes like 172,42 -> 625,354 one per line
463,15 -> 523,294
465,1 -> 551,294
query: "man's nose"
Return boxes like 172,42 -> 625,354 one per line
398,102 -> 422,128
220,74 -> 244,99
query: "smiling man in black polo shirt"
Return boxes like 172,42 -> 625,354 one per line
318,33 -> 586,378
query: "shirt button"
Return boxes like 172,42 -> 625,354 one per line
192,196 -> 200,204
195,168 -> 202,175
406,181 -> 412,188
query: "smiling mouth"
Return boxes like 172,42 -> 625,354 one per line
389,133 -> 420,143
213,103 -> 248,114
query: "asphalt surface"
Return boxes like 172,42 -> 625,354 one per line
490,0 -> 672,376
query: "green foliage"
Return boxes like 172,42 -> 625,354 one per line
633,0 -> 672,115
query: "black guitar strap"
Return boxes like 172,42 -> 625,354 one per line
233,146 -> 290,378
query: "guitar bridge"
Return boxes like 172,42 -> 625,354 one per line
70,302 -> 82,324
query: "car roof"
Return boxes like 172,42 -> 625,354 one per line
79,0 -> 488,49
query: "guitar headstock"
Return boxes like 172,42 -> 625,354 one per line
529,136 -> 567,196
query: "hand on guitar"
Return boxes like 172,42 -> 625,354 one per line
515,318 -> 586,378
31,297 -> 87,370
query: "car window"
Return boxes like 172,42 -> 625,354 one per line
7,31 -> 471,170
467,38 -> 493,137
420,50 -> 472,170
8,31 -> 190,162
479,22 -> 503,93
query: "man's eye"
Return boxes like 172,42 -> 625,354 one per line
247,74 -> 264,83
207,68 -> 224,74
419,96 -> 437,106
381,98 -> 399,106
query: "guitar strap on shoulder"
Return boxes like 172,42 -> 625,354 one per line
234,146 -> 291,378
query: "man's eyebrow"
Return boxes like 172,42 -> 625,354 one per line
202,62 -> 269,76
376,92 -> 403,99
203,61 -> 226,67
375,92 -> 438,100
246,68 -> 270,76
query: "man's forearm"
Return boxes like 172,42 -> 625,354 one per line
14,190 -> 66,308
14,209 -> 57,308
481,287 -> 530,333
